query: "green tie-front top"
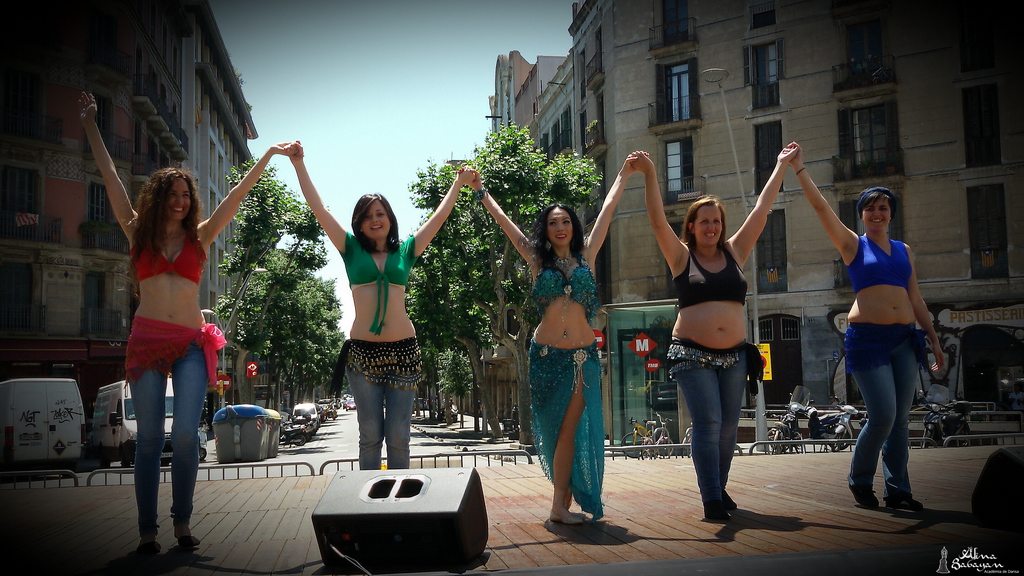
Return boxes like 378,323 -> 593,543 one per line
341,232 -> 418,335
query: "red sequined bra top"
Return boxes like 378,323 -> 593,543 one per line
133,238 -> 205,284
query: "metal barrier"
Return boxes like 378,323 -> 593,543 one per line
748,438 -> 857,455
86,461 -> 316,486
319,449 -> 534,475
0,469 -> 79,489
942,432 -> 1024,448
605,443 -> 742,459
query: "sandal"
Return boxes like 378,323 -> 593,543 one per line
548,512 -> 586,525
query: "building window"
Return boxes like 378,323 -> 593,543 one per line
665,138 -> 695,204
87,182 -> 109,222
963,84 -> 1000,167
758,318 -> 773,342
756,210 -> 787,293
3,70 -> 40,139
960,7 -> 994,72
837,101 -> 900,179
0,262 -> 34,331
1,166 -> 37,213
663,0 -> 690,45
849,20 -> 882,64
781,317 -> 800,340
744,40 -> 783,109
84,271 -> 104,310
754,121 -> 782,193
966,184 -> 1007,279
750,2 -> 776,29
95,94 -> 112,133
653,58 -> 698,125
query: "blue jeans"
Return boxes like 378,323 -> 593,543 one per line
673,355 -> 747,502
130,342 -> 207,536
848,334 -> 920,497
347,368 -> 415,470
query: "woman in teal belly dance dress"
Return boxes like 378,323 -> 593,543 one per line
477,152 -> 645,523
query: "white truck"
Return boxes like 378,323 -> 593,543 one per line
0,378 -> 85,468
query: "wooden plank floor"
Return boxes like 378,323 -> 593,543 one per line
0,445 -> 1016,575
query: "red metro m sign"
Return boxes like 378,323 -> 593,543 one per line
246,362 -> 259,378
627,332 -> 657,358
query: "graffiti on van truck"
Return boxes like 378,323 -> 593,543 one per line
51,406 -> 81,424
20,410 -> 40,427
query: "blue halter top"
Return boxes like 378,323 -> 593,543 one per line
533,253 -> 600,324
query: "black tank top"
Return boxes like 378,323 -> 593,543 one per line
673,248 -> 748,308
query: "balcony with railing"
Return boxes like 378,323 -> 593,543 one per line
1,109 -> 62,143
81,226 -> 129,253
752,82 -> 780,109
648,93 -> 701,132
87,39 -> 132,80
132,152 -> 158,176
831,149 -> 903,181
84,129 -> 132,162
132,74 -> 188,157
585,52 -> 604,90
0,304 -> 46,332
82,308 -> 126,338
665,176 -> 702,205
584,121 -> 606,157
0,211 -> 62,242
832,55 -> 896,93
546,129 -> 572,159
649,18 -> 697,54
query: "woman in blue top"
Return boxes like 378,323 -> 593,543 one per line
287,142 -> 476,470
793,142 -> 943,511
477,152 -> 644,524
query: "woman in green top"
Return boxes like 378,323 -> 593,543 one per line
287,142 -> 476,470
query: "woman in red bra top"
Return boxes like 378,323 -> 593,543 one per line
80,92 -> 295,555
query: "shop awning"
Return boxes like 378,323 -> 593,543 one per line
0,339 -> 88,361
89,340 -> 128,358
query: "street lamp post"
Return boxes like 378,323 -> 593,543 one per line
701,67 -> 768,447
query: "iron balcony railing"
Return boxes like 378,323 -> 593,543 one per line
81,228 -> 129,253
0,304 -> 46,332
585,51 -> 603,86
132,153 -> 157,176
752,82 -> 780,109
82,308 -> 126,337
88,40 -> 132,78
831,149 -> 903,181
648,93 -> 700,126
649,18 -> 696,50
1,109 -> 62,143
133,74 -> 189,154
832,54 -> 896,92
584,120 -> 604,152
665,176 -> 701,204
84,129 -> 132,162
0,211 -> 62,243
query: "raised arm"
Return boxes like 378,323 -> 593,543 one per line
478,187 -> 534,267
412,167 -> 474,256
583,151 -> 640,263
727,142 -> 798,265
79,92 -> 136,238
792,142 -> 859,263
287,142 -> 349,253
199,142 -> 293,248
638,151 -> 688,276
905,244 -> 945,372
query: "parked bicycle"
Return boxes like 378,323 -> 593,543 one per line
621,413 -> 674,459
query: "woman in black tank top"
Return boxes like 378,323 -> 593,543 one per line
637,144 -> 798,520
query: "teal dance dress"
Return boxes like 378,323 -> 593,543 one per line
530,253 -> 604,520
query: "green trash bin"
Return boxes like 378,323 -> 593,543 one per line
265,409 -> 282,458
212,405 -> 269,463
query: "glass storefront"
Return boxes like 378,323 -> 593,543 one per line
606,304 -> 680,445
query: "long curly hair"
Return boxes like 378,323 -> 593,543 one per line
128,167 -> 205,278
682,195 -> 727,252
529,204 -> 584,275
351,194 -> 400,253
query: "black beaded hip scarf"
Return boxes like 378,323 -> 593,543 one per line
346,337 -> 423,390
667,337 -> 744,373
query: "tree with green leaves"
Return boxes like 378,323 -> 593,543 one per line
408,127 -> 600,445
216,162 -> 338,404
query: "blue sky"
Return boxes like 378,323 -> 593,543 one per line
208,0 -> 577,334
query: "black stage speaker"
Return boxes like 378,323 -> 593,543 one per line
311,467 -> 488,567
972,446 -> 1024,531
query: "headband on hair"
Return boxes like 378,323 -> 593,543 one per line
856,187 -> 897,218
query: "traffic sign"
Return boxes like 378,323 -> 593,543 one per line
593,329 -> 605,349
246,362 -> 259,378
645,358 -> 661,372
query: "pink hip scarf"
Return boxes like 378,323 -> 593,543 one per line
126,316 -> 226,386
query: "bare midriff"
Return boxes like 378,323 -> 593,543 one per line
674,300 -> 746,349
534,298 -> 595,350
848,284 -> 915,325
350,282 -> 416,342
136,274 -> 204,328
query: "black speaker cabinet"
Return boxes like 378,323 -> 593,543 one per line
972,446 -> 1024,531
311,467 -> 488,567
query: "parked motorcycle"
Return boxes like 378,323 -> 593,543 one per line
768,402 -> 803,454
803,403 -> 858,451
280,418 -> 313,447
922,399 -> 971,446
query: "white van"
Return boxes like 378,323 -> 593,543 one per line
0,378 -> 85,468
93,379 -> 176,468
